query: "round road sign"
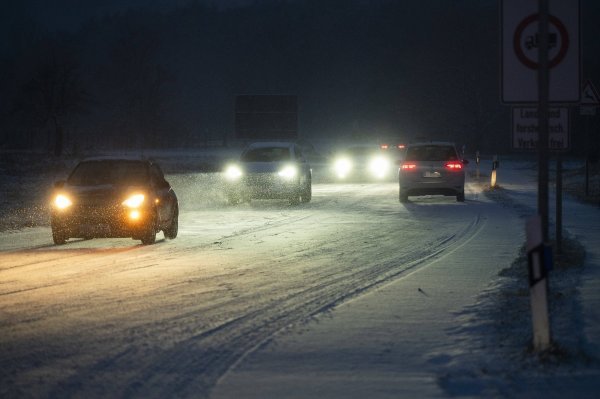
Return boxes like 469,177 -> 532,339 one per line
513,13 -> 569,70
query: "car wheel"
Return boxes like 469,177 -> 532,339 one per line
457,191 -> 465,202
301,178 -> 312,203
163,205 -> 179,240
399,188 -> 408,203
289,191 -> 301,205
140,213 -> 157,245
52,228 -> 67,245
227,192 -> 240,205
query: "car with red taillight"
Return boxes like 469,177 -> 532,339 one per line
398,142 -> 468,202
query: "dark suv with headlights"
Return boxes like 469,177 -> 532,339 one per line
50,157 -> 179,245
223,142 -> 312,205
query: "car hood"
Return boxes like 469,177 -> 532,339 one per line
241,162 -> 291,173
63,184 -> 148,205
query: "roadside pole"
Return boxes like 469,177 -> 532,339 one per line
532,0 -> 551,352
556,154 -> 563,255
538,0 -> 550,243
502,0 -> 580,353
526,216 -> 552,351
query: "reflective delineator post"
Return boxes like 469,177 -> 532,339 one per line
490,155 -> 498,188
526,215 -> 551,351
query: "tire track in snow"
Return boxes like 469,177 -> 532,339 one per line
51,207 -> 482,398
2,182 -> 484,398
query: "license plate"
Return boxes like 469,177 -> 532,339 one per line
81,224 -> 111,236
424,171 -> 441,178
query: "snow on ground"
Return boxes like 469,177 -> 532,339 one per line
212,157 -> 600,398
1,149 -> 599,398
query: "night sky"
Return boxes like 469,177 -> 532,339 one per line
1,0 -> 599,154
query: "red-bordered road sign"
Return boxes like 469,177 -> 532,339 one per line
513,13 -> 569,69
501,0 -> 580,103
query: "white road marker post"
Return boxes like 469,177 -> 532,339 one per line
526,215 -> 551,352
490,155 -> 498,188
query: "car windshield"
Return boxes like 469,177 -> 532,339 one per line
67,160 -> 149,186
345,147 -> 380,157
241,147 -> 290,162
404,145 -> 458,162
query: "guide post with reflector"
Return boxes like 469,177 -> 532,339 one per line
526,215 -> 552,352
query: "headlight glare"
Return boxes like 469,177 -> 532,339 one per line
225,165 -> 243,180
333,158 -> 352,178
369,156 -> 391,178
122,193 -> 145,208
54,194 -> 72,209
278,165 -> 297,180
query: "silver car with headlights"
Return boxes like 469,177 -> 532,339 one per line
224,142 -> 312,205
398,142 -> 468,202
330,144 -> 395,181
50,157 -> 179,245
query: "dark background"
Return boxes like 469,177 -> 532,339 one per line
1,0 -> 599,155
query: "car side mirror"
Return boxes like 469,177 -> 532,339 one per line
161,180 -> 171,189
462,159 -> 469,165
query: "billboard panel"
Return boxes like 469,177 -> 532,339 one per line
235,95 -> 298,140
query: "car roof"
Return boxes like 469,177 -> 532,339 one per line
407,141 -> 456,147
78,156 -> 153,163
245,141 -> 296,149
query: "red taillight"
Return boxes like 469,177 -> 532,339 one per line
445,162 -> 463,170
401,163 -> 417,170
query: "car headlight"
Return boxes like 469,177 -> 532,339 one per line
333,158 -> 352,178
225,165 -> 243,180
53,194 -> 72,209
122,193 -> 145,208
278,165 -> 298,180
369,156 -> 391,178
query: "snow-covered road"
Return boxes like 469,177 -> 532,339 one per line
1,174 -> 509,398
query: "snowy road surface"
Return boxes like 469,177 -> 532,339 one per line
1,175 -> 515,398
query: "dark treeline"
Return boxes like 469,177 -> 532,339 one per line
1,0 -> 599,156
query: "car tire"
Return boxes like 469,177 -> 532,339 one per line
140,213 -> 157,245
227,193 -> 240,205
399,188 -> 408,203
289,193 -> 301,205
52,228 -> 67,245
456,191 -> 465,202
301,178 -> 312,203
163,205 -> 179,240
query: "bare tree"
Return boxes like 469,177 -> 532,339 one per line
15,36 -> 88,156
102,21 -> 171,148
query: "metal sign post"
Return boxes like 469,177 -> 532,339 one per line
538,0 -> 550,243
502,0 -> 579,242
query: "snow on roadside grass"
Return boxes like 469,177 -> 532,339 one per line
438,185 -> 594,397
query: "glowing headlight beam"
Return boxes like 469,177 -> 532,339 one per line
333,158 -> 352,178
369,156 -> 391,179
225,165 -> 243,180
278,165 -> 298,180
122,193 -> 145,208
54,194 -> 72,209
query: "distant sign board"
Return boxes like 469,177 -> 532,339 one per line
512,107 -> 569,150
501,0 -> 580,103
235,95 -> 298,140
